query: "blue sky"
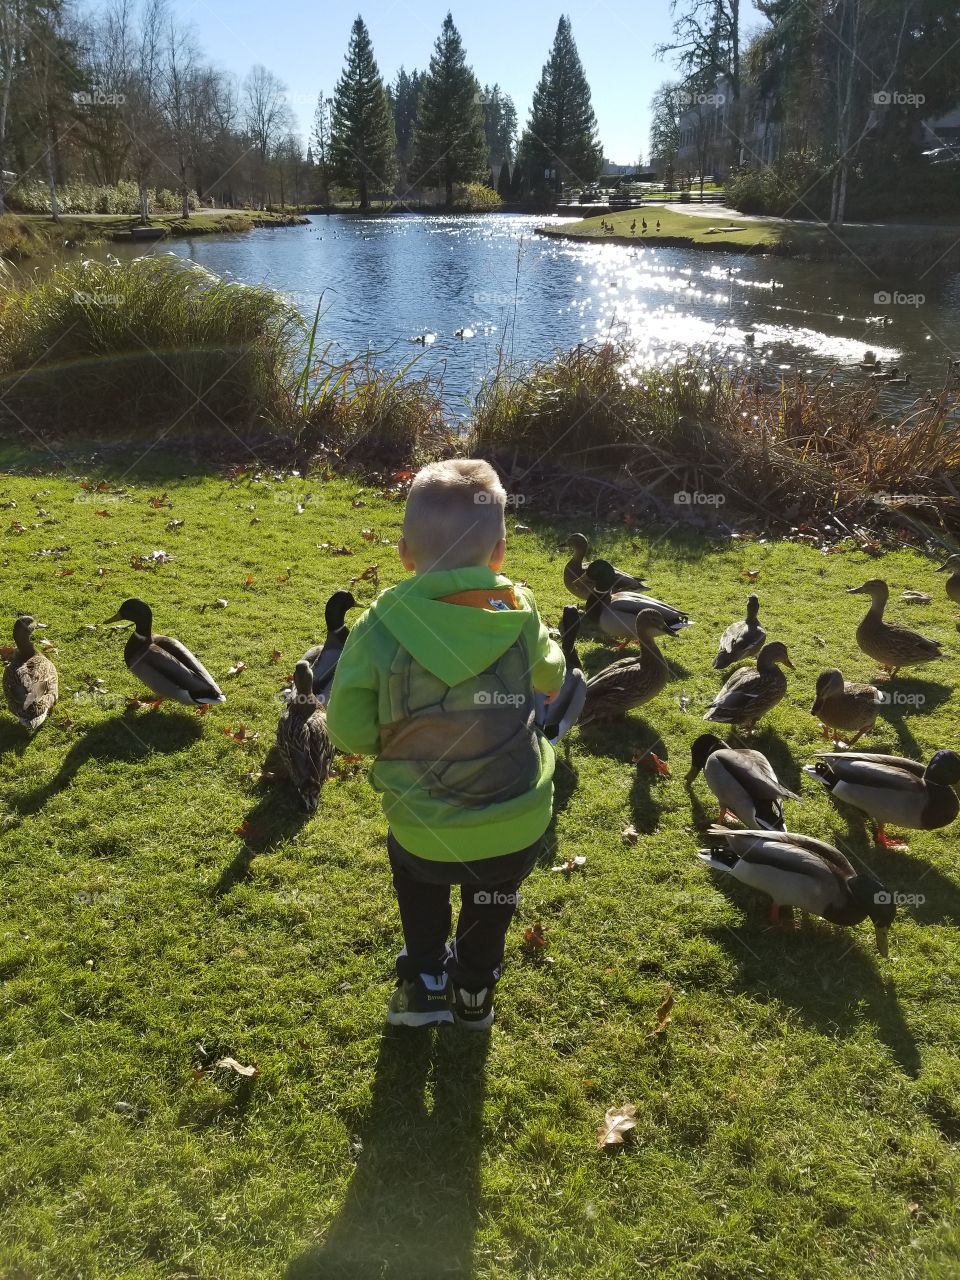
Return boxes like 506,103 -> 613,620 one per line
178,0 -> 767,163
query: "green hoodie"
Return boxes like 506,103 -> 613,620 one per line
326,567 -> 566,861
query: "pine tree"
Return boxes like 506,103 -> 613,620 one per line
497,158 -> 511,198
388,66 -> 422,172
518,16 -> 602,195
410,13 -> 488,208
330,16 -> 396,209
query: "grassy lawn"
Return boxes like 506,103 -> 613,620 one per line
538,207 -> 783,252
2,449 -> 960,1278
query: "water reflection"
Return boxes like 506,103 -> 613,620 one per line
57,212 -> 960,413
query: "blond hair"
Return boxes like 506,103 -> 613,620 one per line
402,459 -> 506,571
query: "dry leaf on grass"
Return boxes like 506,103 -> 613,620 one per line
224,724 -> 258,745
649,986 -> 674,1037
551,856 -> 587,873
192,1056 -> 259,1080
597,1105 -> 637,1150
523,922 -> 547,950
226,662 -> 247,677
621,824 -> 639,844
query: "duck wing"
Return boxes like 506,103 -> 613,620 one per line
704,666 -> 758,721
699,827 -> 849,912
537,669 -> 588,743
130,635 -> 225,704
3,653 -> 58,729
713,620 -> 765,669
814,752 -> 926,787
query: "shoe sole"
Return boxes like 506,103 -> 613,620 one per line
454,1012 -> 494,1031
386,1010 -> 454,1027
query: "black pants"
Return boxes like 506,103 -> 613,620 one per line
387,831 -> 542,992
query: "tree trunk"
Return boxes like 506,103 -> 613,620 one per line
359,174 -> 369,209
445,178 -> 453,208
139,185 -> 149,224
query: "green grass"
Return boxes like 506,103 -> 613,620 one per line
2,448 -> 960,1278
538,207 -> 783,252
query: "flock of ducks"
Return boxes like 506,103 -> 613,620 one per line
598,216 -> 662,236
5,539 -> 960,955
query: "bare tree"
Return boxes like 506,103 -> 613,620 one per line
242,63 -> 292,206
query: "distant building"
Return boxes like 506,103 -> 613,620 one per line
601,160 -> 636,177
676,77 -> 781,178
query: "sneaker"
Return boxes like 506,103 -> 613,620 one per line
386,973 -> 454,1027
452,985 -> 495,1031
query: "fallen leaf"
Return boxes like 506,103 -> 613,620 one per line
634,751 -> 671,778
166,518 -> 184,531
277,571 -> 291,584
360,529 -> 376,541
95,509 -> 112,518
242,574 -> 255,589
648,985 -> 674,1037
226,662 -> 247,677
741,569 -> 760,581
597,1104 -> 637,1150
523,922 -> 547,950
148,494 -> 170,509
621,824 -> 639,844
224,724 -> 258,745
212,598 -> 228,609
234,820 -> 253,837
193,1055 -> 259,1080
551,855 -> 587,873
57,567 -> 76,577
269,649 -> 282,663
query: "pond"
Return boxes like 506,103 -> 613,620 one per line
46,212 -> 960,415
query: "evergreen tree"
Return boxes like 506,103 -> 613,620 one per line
518,16 -> 602,195
497,157 -> 511,198
481,84 -> 518,167
388,65 -> 422,171
330,16 -> 396,209
410,13 -> 488,207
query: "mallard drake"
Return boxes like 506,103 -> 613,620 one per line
301,589 -> 358,700
804,749 -> 960,848
104,598 -> 225,707
583,559 -> 690,640
703,641 -> 794,732
535,605 -> 587,743
848,579 -> 943,676
810,668 -> 881,745
3,616 -> 58,731
277,660 -> 334,812
579,609 -> 676,725
713,594 -> 765,670
698,826 -> 894,952
936,554 -> 960,612
562,533 -> 647,600
685,733 -> 797,829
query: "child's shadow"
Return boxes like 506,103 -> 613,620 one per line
285,1029 -> 489,1280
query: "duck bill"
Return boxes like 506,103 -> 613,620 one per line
874,925 -> 890,957
810,697 -> 823,714
103,612 -> 127,625
935,563 -> 949,573
846,585 -> 868,594
782,657 -> 795,670
683,767 -> 700,786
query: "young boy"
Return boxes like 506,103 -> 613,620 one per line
326,459 -> 565,1031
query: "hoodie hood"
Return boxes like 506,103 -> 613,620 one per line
369,567 -> 530,687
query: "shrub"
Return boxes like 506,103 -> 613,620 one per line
454,183 -> 503,212
7,180 -> 200,216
